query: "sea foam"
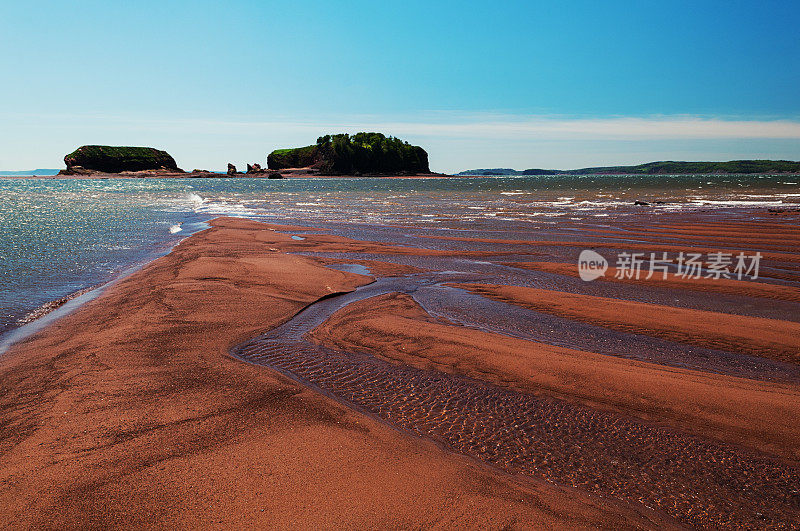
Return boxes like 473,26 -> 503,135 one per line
186,192 -> 205,208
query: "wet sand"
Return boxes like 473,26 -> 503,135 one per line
0,218 -> 662,529
417,235 -> 800,268
504,261 -> 800,302
238,290 -> 799,528
2,212 -> 800,528
309,292 -> 800,460
454,283 -> 800,364
237,212 -> 800,527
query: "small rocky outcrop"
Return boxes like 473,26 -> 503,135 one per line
246,163 -> 265,174
60,145 -> 181,174
227,163 -> 237,176
268,172 -> 284,179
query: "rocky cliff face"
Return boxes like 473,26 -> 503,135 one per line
61,145 -> 181,174
267,145 -> 322,171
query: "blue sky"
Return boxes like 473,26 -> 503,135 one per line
1,0 -> 799,172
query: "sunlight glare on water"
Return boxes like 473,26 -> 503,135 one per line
0,174 -> 797,336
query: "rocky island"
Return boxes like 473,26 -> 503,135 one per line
267,133 -> 432,176
51,135 -> 436,178
59,145 -> 185,176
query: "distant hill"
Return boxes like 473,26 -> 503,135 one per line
456,160 -> 800,176
456,168 -> 519,176
268,133 -> 430,175
0,169 -> 60,176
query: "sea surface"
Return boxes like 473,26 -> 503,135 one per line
1,174 -> 798,338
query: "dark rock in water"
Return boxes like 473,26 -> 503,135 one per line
634,200 -> 651,206
227,163 -> 237,176
268,172 -> 284,179
247,163 -> 264,174
61,145 -> 181,174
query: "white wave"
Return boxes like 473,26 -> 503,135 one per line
522,212 -> 566,217
689,199 -> 783,207
185,192 -> 205,209
194,201 -> 263,217
523,200 -> 576,208
169,224 -> 183,234
573,200 -> 632,208
742,193 -> 800,199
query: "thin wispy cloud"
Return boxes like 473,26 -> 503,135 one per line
372,116 -> 800,140
114,114 -> 800,141
10,111 -> 800,140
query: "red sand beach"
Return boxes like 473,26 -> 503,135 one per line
0,218 -> 664,529
1,214 -> 799,528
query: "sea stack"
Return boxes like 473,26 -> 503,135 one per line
60,145 -> 182,175
267,132 -> 430,175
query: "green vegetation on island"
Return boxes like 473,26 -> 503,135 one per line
457,160 -> 800,176
61,145 -> 181,174
267,145 -> 320,170
267,133 -> 430,175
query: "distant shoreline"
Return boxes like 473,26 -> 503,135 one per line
457,160 -> 800,176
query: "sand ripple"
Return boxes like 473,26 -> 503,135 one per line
233,283 -> 800,529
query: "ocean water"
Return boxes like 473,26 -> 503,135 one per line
1,174 -> 798,338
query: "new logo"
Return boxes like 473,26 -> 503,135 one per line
578,250 -> 608,281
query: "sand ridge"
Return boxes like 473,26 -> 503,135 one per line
454,282 -> 800,364
309,291 -> 800,460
